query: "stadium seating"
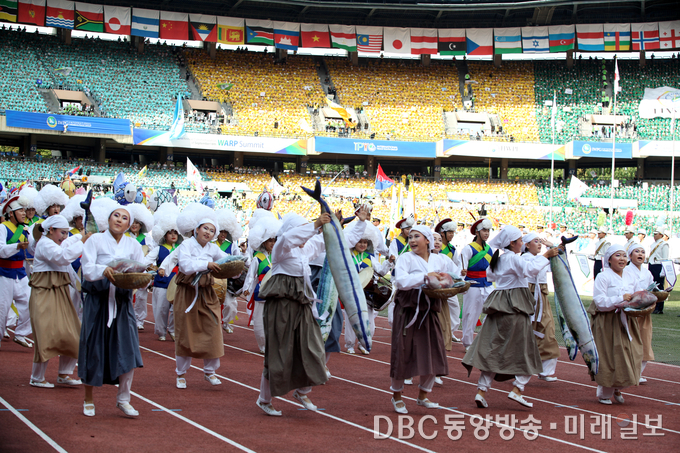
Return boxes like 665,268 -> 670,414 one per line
185,49 -> 325,138
325,58 -> 460,141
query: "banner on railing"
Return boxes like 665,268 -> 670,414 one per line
638,87 -> 680,119
443,140 -> 565,161
314,136 -> 436,158
570,141 -> 632,159
6,110 -> 131,135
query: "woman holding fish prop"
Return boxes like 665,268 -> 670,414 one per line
28,214 -> 92,388
390,225 -> 451,414
463,226 -> 560,409
522,233 -> 561,382
588,244 -> 645,405
173,212 -> 234,389
256,211 -> 333,416
623,243 -> 656,384
79,204 -> 145,418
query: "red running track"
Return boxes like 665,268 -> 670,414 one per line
1,294 -> 678,452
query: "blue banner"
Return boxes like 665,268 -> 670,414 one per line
315,137 -> 436,158
572,141 -> 632,159
6,110 -> 131,136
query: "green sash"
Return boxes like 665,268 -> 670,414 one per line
468,242 -> 491,268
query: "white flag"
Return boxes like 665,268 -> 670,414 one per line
614,59 -> 621,94
567,175 -> 590,201
268,177 -> 284,196
187,158 -> 203,191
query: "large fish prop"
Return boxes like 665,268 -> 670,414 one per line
80,190 -> 99,235
550,236 -> 599,376
316,257 -> 339,342
616,283 -> 659,313
302,180 -> 371,352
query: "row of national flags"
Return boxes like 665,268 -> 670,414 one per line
0,2 -> 678,53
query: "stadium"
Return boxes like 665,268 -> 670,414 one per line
1,0 -> 679,452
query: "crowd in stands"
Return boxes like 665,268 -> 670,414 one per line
185,49 -> 325,138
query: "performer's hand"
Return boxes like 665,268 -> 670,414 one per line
622,293 -> 633,301
334,209 -> 343,222
81,232 -> 93,243
388,255 -> 396,263
158,269 -> 165,277
356,205 -> 369,222
16,242 -> 29,250
460,269 -> 467,276
543,248 -> 559,259
103,267 -> 115,282
207,262 -> 221,273
243,290 -> 250,298
314,212 -> 331,229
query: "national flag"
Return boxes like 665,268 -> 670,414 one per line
356,26 -> 382,53
522,26 -> 549,53
131,8 -> 158,38
217,16 -> 244,45
603,24 -> 630,51
384,27 -> 411,54
216,82 -> 234,90
273,21 -> 299,50
438,29 -> 466,55
189,14 -> 216,42
0,0 -> 18,22
137,166 -> 147,179
46,0 -> 74,29
632,23 -> 660,50
494,27 -> 521,54
659,21 -> 680,50
329,24 -> 356,52
465,28 -> 493,56
18,0 -> 45,26
104,6 -> 130,35
410,28 -> 437,55
160,11 -> 188,40
375,164 -> 395,192
549,25 -> 575,52
66,165 -> 80,177
186,158 -> 202,191
614,59 -> 621,94
75,2 -> 103,32
169,94 -> 185,140
246,19 -> 273,45
576,24 -> 604,51
301,23 -> 330,48
325,98 -> 356,128
567,176 -> 589,201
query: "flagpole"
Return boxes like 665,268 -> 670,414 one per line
549,90 -> 556,226
670,97 -> 677,234
609,74 -> 617,231
303,170 -> 347,217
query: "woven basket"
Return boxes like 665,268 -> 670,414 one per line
423,281 -> 471,299
111,272 -> 153,290
652,291 -> 669,303
624,303 -> 656,318
212,261 -> 245,279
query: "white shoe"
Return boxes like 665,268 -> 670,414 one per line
256,399 -> 282,416
434,376 -> 443,385
13,336 -> 32,348
452,335 -> 461,343
599,398 -> 612,405
639,377 -> 647,384
475,393 -> 488,408
176,376 -> 187,389
83,402 -> 95,417
464,346 -> 470,353
346,347 -> 355,354
30,379 -> 54,388
404,378 -> 413,385
508,391 -> 533,408
293,390 -> 317,410
137,325 -> 144,331
538,375 -> 557,382
416,398 -> 439,408
57,376 -> 82,385
325,367 -> 332,379
223,324 -> 234,334
358,345 -> 369,355
391,397 -> 408,414
169,333 -> 175,341
613,392 -> 625,404
3,332 -> 9,338
204,374 -> 221,386
158,336 -> 166,341
117,403 -> 139,417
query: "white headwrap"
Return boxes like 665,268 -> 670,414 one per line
194,218 -> 220,242
522,232 -> 539,252
627,242 -> 645,258
248,216 -> 282,252
108,205 -> 134,229
278,213 -> 308,237
410,224 -> 435,252
489,225 -> 522,250
603,244 -> 627,268
42,214 -> 69,230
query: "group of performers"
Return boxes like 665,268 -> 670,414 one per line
0,180 -> 664,418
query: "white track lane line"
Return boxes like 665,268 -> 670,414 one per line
0,395 -> 68,453
137,345 -> 437,453
340,348 -> 680,436
129,390 -> 256,453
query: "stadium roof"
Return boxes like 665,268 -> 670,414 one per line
91,1 -> 679,29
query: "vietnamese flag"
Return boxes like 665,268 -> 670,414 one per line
18,0 -> 44,26
160,11 -> 188,40
301,23 -> 330,48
